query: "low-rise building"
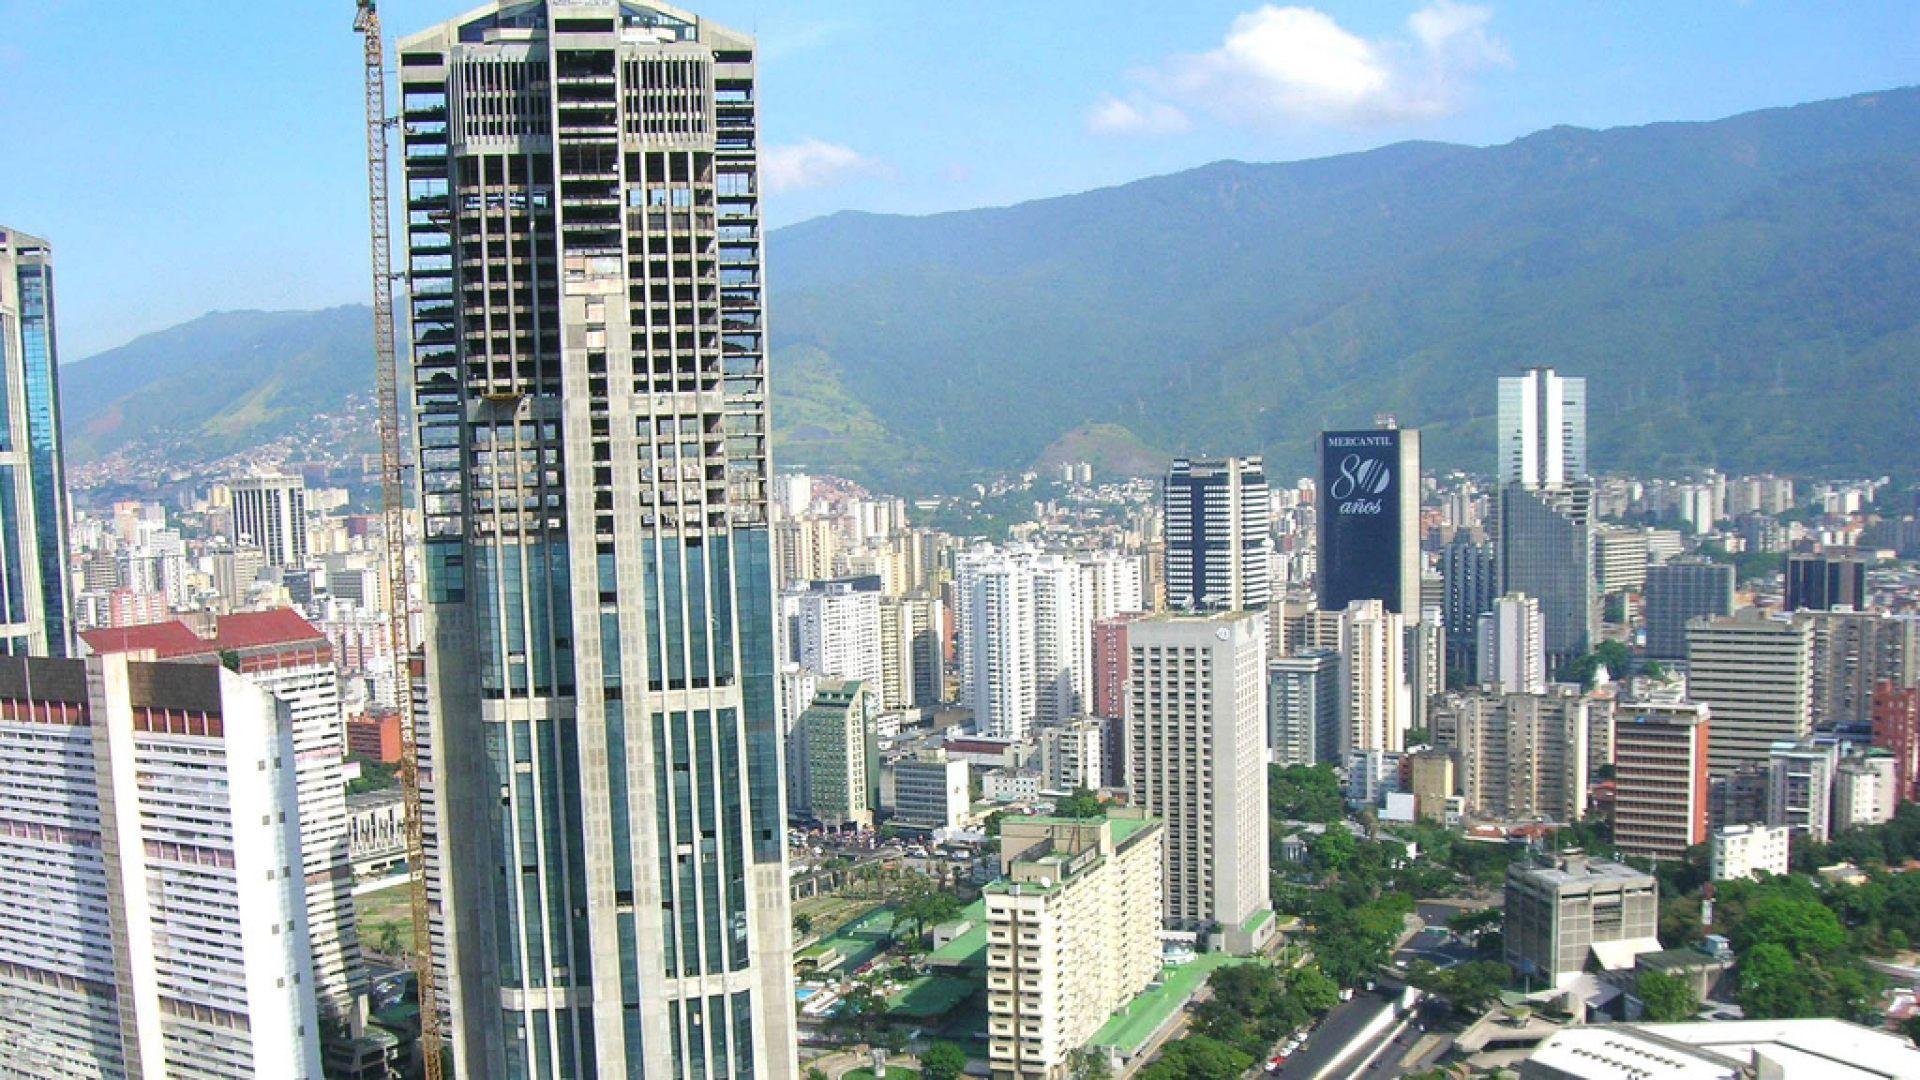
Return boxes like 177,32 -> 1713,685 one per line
1504,853 -> 1659,990
987,810 -> 1163,1080
984,767 -> 1044,804
1709,824 -> 1788,882
347,788 -> 409,879
1522,1019 -> 1920,1080
882,748 -> 971,832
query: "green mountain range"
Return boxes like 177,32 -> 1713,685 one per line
62,88 -> 1920,488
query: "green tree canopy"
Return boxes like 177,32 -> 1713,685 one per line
1138,1036 -> 1253,1080
1636,970 -> 1699,1022
920,1041 -> 968,1080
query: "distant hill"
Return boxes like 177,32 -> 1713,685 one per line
62,305 -> 372,463
64,88 -> 1920,489
771,87 -> 1920,487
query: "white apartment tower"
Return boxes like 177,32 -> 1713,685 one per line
0,652 -> 322,1078
1341,599 -> 1410,756
1126,612 -> 1272,953
1477,592 -> 1546,694
958,550 -> 1038,740
229,473 -> 309,570
794,579 -> 883,687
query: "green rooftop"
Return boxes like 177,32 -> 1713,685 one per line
926,900 -> 989,971
1091,953 -> 1257,1054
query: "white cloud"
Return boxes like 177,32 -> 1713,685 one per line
1093,2 -> 1511,134
1087,94 -> 1192,136
761,140 -> 881,193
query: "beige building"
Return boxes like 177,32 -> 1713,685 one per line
1504,854 -> 1659,991
1435,687 -> 1590,824
1408,750 -> 1458,822
1127,612 -> 1272,952
987,811 -> 1164,1080
1685,610 -> 1811,774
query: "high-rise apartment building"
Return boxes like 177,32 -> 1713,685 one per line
1798,610 -> 1918,735
1786,552 -> 1869,612
1686,610 -> 1813,775
1710,824 -> 1789,882
230,474 -> 309,570
1036,717 -> 1104,792
799,680 -> 877,829
398,5 -> 795,1074
1126,613 -> 1271,952
793,578 -> 882,687
1340,599 -> 1408,756
1833,750 -> 1899,830
987,812 -> 1163,1080
1477,592 -> 1545,694
1765,740 -> 1836,843
1433,687 -> 1589,824
1268,651 -> 1340,766
1872,683 -> 1920,804
1497,367 -> 1587,488
0,227 -> 73,656
1642,560 -> 1734,661
877,591 -> 943,711
1611,699 -> 1710,861
1091,612 -> 1145,722
1317,427 -> 1421,617
0,652 -> 322,1077
1163,457 -> 1271,612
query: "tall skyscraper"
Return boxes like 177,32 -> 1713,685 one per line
1440,534 -> 1497,675
1686,610 -> 1813,775
1643,560 -> 1734,661
399,5 -> 795,1075
1476,592 -> 1545,694
1164,457 -> 1271,612
230,473 -> 310,569
1494,368 -> 1594,676
1497,367 -> 1587,488
0,227 -> 72,657
1317,427 -> 1421,617
0,652 -> 323,1077
1126,612 -> 1272,953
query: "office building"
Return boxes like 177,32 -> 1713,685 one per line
800,681 -> 877,829
1591,526 -> 1648,597
1686,610 -> 1813,774
1441,535 -> 1497,676
1341,599 -> 1408,756
399,4 -> 797,1073
1126,613 -> 1271,952
230,474 -> 309,570
1268,651 -> 1340,766
1612,699 -> 1710,861
1523,1019 -> 1920,1080
1163,457 -> 1271,612
1798,610 -> 1919,734
1496,483 -> 1596,677
83,611 -> 364,1033
987,812 -> 1163,1080
1833,750 -> 1899,830
1477,592 -> 1546,694
1434,687 -> 1590,825
881,748 -> 970,833
0,652 -> 322,1077
1504,854 -> 1658,991
1642,561 -> 1734,661
1710,824 -> 1789,882
1498,367 -> 1587,488
792,578 -> 883,689
1765,740 -> 1836,843
1872,683 -> 1920,804
1317,427 -> 1421,617
1785,552 -> 1869,612
0,227 -> 72,656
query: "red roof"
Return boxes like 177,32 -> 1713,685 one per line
82,609 -> 326,660
81,621 -> 206,658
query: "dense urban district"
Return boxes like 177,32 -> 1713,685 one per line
6,3 -> 1920,1080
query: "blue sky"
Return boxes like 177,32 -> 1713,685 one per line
3,1 -> 1915,357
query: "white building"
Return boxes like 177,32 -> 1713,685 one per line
1710,824 -> 1790,882
987,812 -> 1164,1080
794,579 -> 883,688
1833,750 -> 1899,830
1524,1019 -> 1920,1080
229,473 -> 309,569
957,548 -> 1039,740
1477,592 -> 1546,694
1342,599 -> 1410,756
1497,367 -> 1587,488
1037,717 -> 1105,792
984,768 -> 1044,804
1127,612 -> 1272,952
0,652 -> 323,1078
1766,740 -> 1836,843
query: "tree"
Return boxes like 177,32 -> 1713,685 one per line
1637,970 -> 1699,1022
1138,1036 -> 1253,1080
896,878 -> 963,941
794,913 -> 815,937
1068,1046 -> 1113,1080
1055,787 -> 1104,819
807,1069 -> 829,1080
1309,828 -> 1358,878
1738,942 -> 1812,1018
921,1041 -> 967,1080
1269,764 -> 1346,823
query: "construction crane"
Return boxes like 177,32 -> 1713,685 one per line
354,2 -> 445,1076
